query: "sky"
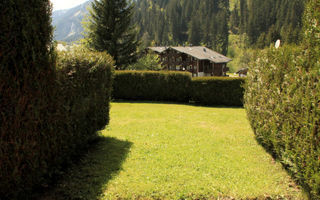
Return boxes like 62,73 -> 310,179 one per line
51,0 -> 88,11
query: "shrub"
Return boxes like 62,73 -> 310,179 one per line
244,0 -> 320,198
113,71 -> 191,102
191,77 -> 245,106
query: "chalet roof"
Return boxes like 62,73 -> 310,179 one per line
148,46 -> 167,54
169,46 -> 232,63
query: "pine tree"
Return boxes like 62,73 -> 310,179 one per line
230,2 -> 240,34
188,15 -> 201,45
86,0 -> 139,69
167,0 -> 183,44
239,0 -> 248,34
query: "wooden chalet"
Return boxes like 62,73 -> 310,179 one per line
148,46 -> 232,77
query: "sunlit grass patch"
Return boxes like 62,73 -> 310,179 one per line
101,103 -> 305,199
40,102 -> 306,200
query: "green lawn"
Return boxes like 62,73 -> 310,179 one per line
41,102 -> 306,200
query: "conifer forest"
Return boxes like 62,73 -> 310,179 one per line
133,0 -> 305,55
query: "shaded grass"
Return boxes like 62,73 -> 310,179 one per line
39,137 -> 132,200
40,102 -> 306,199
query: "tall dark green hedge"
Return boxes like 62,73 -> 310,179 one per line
191,77 -> 245,106
244,0 -> 320,198
0,0 -> 56,198
0,5 -> 114,194
113,71 -> 191,102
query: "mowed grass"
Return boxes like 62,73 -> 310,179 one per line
41,102 -> 306,200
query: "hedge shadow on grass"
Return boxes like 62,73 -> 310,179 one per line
37,137 -> 132,200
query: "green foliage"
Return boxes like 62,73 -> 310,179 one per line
303,0 -> 320,61
85,0 -> 139,68
113,71 -> 191,102
191,77 -> 245,106
244,1 -> 320,198
128,54 -> 162,71
227,34 -> 253,72
0,0 -> 56,198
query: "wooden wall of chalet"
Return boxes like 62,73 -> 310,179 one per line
158,49 -> 227,77
213,63 -> 223,76
198,61 -> 224,76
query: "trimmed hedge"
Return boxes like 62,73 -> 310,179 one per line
112,71 -> 245,106
191,77 -> 245,106
244,0 -> 320,198
113,71 -> 191,102
56,49 -> 114,148
0,47 -> 113,199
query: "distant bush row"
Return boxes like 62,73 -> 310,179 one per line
192,77 -> 245,106
244,0 -> 320,198
113,71 -> 245,106
113,71 -> 191,102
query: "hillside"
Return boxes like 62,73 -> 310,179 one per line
52,0 -> 92,42
230,0 -> 305,46
134,0 -> 230,55
52,0 -> 306,49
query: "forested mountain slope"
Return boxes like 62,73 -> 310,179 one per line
133,0 -> 306,53
230,0 -> 305,47
52,0 -> 306,51
134,0 -> 230,55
